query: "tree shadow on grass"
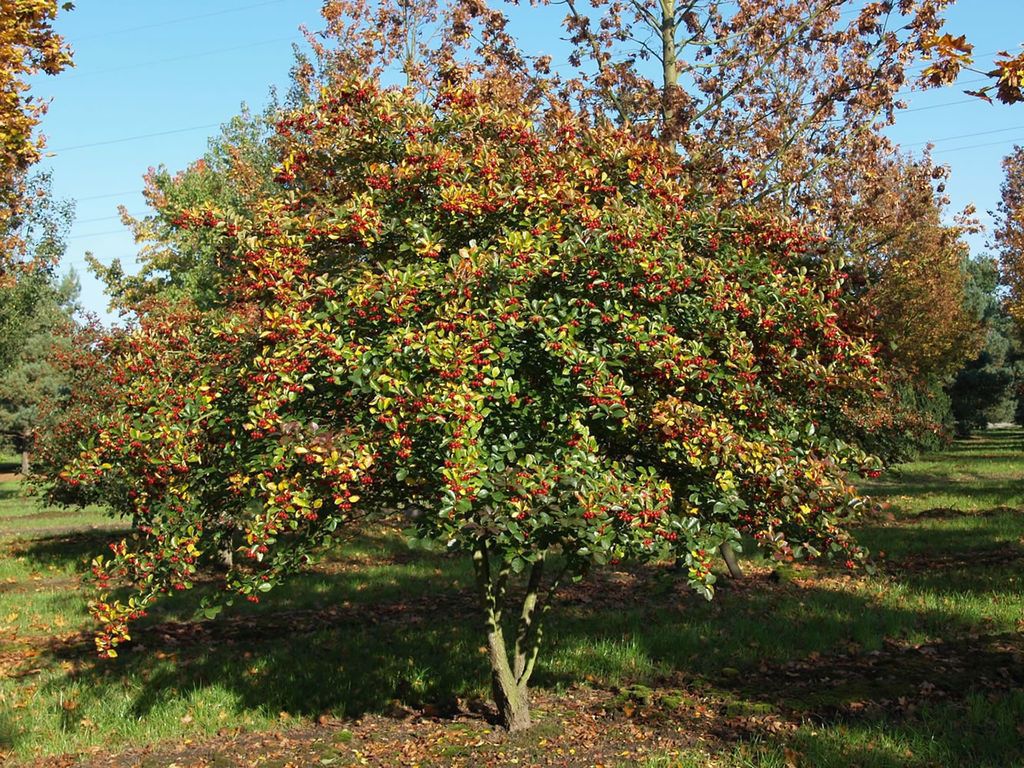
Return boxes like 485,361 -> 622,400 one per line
44,567 -> 492,720
8,527 -> 126,569
861,475 -> 1024,504
777,688 -> 1024,768
0,484 -> 24,502
34,555 -> 1008,708
17,514 -> 1024,766
854,510 -> 1024,598
857,509 -> 1024,554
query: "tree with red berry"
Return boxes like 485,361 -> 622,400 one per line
55,70 -> 888,730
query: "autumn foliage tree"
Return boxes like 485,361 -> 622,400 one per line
0,0 -> 73,279
819,148 -> 984,457
997,146 -> 1024,326
921,34 -> 1024,105
48,72 -> 894,731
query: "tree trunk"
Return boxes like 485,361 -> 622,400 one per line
486,619 -> 532,732
18,430 -> 31,475
472,542 -> 544,732
720,542 -> 744,579
213,528 -> 240,570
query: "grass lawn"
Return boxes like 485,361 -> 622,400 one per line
0,432 -> 1021,767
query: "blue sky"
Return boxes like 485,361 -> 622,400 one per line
29,0 -> 1024,319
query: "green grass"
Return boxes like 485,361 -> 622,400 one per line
0,430 -> 1022,766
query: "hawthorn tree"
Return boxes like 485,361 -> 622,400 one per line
53,74 -> 888,731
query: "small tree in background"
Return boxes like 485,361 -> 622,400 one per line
88,104 -> 281,313
949,258 -> 1020,434
0,172 -> 74,373
0,270 -> 79,472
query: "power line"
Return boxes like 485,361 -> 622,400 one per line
900,98 -> 977,114
61,36 -> 301,80
74,212 -> 147,225
77,190 -> 143,202
49,89 -> 985,161
74,0 -> 290,42
906,124 -> 1024,148
67,229 -> 131,241
60,255 -> 128,267
932,136 -> 1024,155
51,124 -> 222,153
892,74 -> 988,100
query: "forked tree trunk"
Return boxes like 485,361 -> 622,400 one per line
720,542 -> 744,579
485,617 -> 532,731
472,542 -> 562,733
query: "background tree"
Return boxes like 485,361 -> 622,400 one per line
948,258 -> 1020,435
0,270 -> 80,471
0,0 -> 73,279
997,146 -> 1024,326
90,104 -> 280,312
824,149 -> 983,457
0,172 -> 73,369
921,36 -> 1024,105
539,0 -> 953,196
